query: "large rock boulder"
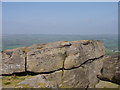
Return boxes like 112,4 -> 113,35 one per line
27,40 -> 105,73
99,53 -> 120,84
1,40 -> 108,88
1,40 -> 105,75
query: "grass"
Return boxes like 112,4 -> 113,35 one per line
2,75 -> 32,88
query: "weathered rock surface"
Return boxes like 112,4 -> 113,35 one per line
1,48 -> 26,74
61,66 -> 89,88
64,40 -> 105,69
99,54 -> 120,84
17,57 -> 104,88
16,59 -> 103,88
2,40 -> 120,88
1,40 -> 105,75
18,70 -> 62,88
27,40 -> 105,72
27,48 -> 66,73
60,57 -> 103,88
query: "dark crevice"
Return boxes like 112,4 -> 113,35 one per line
63,43 -> 72,47
61,51 -> 67,84
85,84 -> 89,90
5,51 -> 13,58
23,49 -> 27,72
1,68 -> 63,76
64,55 -> 104,70
83,41 -> 90,45
97,75 -> 120,85
25,56 -> 27,72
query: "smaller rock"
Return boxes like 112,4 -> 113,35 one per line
18,70 -> 62,88
95,80 -> 120,88
99,54 -> 120,84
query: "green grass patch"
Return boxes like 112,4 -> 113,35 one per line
2,75 -> 32,88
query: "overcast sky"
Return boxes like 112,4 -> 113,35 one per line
2,2 -> 118,35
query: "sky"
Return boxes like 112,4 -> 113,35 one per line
0,2 -> 2,35
2,2 -> 118,35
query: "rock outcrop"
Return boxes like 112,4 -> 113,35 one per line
1,40 -> 120,88
98,54 -> 120,85
1,40 -> 105,75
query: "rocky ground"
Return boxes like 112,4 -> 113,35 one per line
0,40 -> 120,89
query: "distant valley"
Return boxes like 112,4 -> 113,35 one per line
2,34 -> 119,55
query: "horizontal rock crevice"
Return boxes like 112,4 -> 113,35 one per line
1,55 -> 105,76
64,55 -> 104,70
